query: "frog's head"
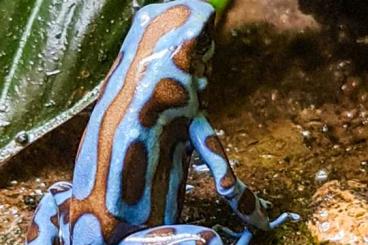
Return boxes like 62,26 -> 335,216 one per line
191,15 -> 216,80
169,0 -> 216,87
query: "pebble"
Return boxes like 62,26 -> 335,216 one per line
193,163 -> 210,173
34,189 -> 43,195
10,180 -> 18,185
185,184 -> 195,193
215,129 -> 225,137
315,169 -> 329,183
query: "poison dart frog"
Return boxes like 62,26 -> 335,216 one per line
26,0 -> 299,244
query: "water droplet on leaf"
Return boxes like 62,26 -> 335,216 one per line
15,131 -> 29,145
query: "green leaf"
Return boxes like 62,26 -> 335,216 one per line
208,0 -> 232,16
0,0 -> 158,165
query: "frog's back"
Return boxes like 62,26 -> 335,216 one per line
69,0 -> 215,243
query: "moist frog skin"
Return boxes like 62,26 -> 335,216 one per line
26,0 -> 299,244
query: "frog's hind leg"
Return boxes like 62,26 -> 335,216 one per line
26,181 -> 72,245
120,224 -> 223,244
212,212 -> 299,245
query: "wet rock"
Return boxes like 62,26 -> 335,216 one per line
314,169 -> 329,184
218,0 -> 319,43
308,180 -> 368,244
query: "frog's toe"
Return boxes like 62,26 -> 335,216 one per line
235,229 -> 253,245
269,212 -> 301,229
287,212 -> 301,223
259,198 -> 273,210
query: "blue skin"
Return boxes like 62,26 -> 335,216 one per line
26,0 -> 299,244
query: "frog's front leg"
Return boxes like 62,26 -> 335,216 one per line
189,113 -> 299,235
26,182 -> 72,245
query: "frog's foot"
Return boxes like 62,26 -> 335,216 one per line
234,212 -> 300,245
120,224 -> 223,244
259,197 -> 273,210
26,181 -> 72,245
269,212 -> 301,229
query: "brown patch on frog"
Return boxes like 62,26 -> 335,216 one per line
59,198 -> 71,224
205,135 -> 227,159
98,51 -> 124,100
173,39 -> 196,72
50,214 -> 59,228
26,221 -> 40,242
238,188 -> 256,215
146,117 -> 189,225
139,78 -> 189,127
221,168 -> 237,189
176,148 -> 192,221
122,141 -> 148,204
107,222 -> 144,244
53,237 -> 62,245
205,135 -> 236,189
196,230 -> 216,245
147,227 -> 176,236
70,6 -> 191,241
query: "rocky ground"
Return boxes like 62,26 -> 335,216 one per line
308,180 -> 367,244
1,0 -> 368,244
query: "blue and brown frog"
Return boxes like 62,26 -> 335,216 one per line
26,0 -> 299,244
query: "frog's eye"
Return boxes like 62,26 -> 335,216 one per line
196,31 -> 212,56
195,15 -> 215,56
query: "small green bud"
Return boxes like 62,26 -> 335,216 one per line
208,0 -> 231,16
